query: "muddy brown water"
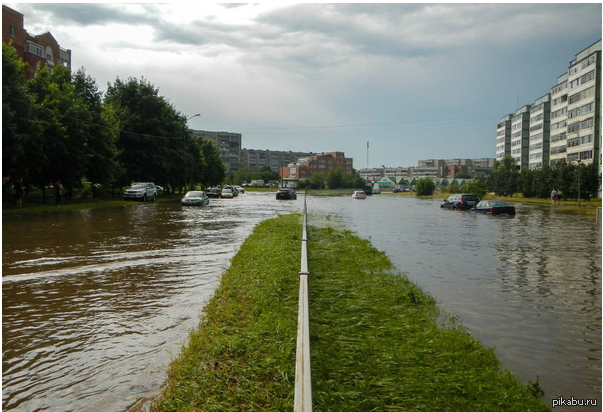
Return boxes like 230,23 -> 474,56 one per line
3,193 -> 601,411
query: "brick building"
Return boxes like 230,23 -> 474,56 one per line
2,5 -> 71,79
280,152 -> 354,181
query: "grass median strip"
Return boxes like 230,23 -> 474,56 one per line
151,213 -> 548,411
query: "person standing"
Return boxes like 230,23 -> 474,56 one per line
54,179 -> 63,205
14,178 -> 24,208
550,188 -> 557,204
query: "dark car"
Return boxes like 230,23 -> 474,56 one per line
207,187 -> 221,198
440,193 -> 479,210
470,200 -> 516,215
276,188 -> 297,200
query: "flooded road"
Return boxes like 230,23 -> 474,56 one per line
3,192 -> 601,411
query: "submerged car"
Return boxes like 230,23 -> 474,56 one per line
221,188 -> 234,198
123,182 -> 157,201
181,191 -> 209,206
223,185 -> 239,197
470,200 -> 516,215
440,193 -> 479,210
206,187 -> 221,198
276,188 -> 297,200
352,190 -> 367,199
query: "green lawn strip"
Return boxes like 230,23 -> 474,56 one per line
151,213 -> 302,411
151,213 -> 548,411
307,225 -> 548,411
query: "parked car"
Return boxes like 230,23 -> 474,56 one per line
276,188 -> 297,200
440,193 -> 479,210
206,187 -> 221,198
181,191 -> 209,206
470,200 -> 516,215
352,190 -> 367,199
123,182 -> 157,201
221,188 -> 235,198
235,186 -> 245,193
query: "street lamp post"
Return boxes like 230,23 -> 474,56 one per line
577,160 -> 581,207
184,113 -> 201,192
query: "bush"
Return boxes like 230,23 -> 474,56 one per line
415,178 -> 435,196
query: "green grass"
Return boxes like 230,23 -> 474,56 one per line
151,214 -> 549,411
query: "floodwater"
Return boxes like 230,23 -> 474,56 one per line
2,192 -> 601,411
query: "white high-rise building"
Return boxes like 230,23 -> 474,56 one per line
528,94 -> 551,170
549,73 -> 569,167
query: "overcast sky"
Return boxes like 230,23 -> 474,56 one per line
7,3 -> 602,169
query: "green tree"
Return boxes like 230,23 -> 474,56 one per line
2,42 -> 42,186
307,172 -> 325,190
27,64 -> 94,198
415,177 -> 435,196
462,177 -> 488,199
104,77 -> 191,189
326,168 -> 344,189
72,68 -> 120,194
198,138 -> 226,188
490,155 -> 518,196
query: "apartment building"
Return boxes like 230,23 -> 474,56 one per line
497,40 -> 601,172
510,105 -> 531,170
550,73 -> 569,167
2,5 -> 71,79
192,130 -> 241,174
565,41 -> 600,165
496,115 -> 512,161
528,94 -> 551,170
280,152 -> 354,181
241,149 -> 315,172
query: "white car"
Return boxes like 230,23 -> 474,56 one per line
181,191 -> 209,206
123,182 -> 157,201
352,190 -> 367,199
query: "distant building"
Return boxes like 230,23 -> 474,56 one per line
358,158 -> 494,181
2,5 -> 71,79
240,149 -> 315,172
280,152 -> 354,183
192,130 -> 241,174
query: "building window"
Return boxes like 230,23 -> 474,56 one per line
9,26 -> 15,37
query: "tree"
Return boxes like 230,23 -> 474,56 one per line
415,177 -> 435,196
2,42 -> 41,186
490,155 -> 518,196
72,68 -> 120,194
326,168 -> 344,189
198,138 -> 226,188
307,172 -> 325,190
462,177 -> 488,199
27,64 -> 95,198
104,77 -> 192,189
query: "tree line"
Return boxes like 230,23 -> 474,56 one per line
415,155 -> 600,200
3,42 -> 225,200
